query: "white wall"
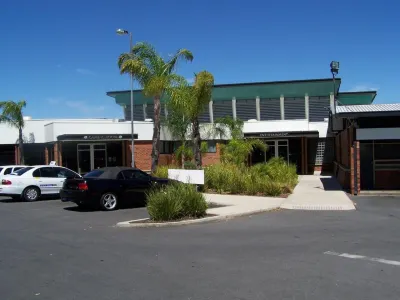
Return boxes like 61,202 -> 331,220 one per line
0,118 -> 330,145
357,128 -> 400,140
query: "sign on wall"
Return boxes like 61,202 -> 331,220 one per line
57,134 -> 138,141
244,131 -> 319,138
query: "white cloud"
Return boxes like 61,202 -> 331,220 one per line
76,68 -> 96,75
349,85 -> 379,92
47,97 -> 61,105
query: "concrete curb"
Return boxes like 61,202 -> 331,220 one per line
280,204 -> 356,211
115,208 -> 278,228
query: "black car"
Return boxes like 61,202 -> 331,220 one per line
60,167 -> 171,211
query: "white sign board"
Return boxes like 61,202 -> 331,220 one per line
168,169 -> 204,185
49,161 -> 57,166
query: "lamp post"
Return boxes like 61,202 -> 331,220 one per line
117,28 -> 135,168
330,61 -> 340,112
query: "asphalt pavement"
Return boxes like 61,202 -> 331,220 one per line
0,195 -> 399,300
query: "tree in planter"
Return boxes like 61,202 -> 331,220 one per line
210,116 -> 267,166
118,42 -> 193,173
163,101 -> 192,168
0,100 -> 27,164
168,71 -> 214,169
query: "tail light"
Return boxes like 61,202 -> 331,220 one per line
78,182 -> 88,191
1,179 -> 12,185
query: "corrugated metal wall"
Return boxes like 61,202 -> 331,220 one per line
198,105 -> 210,123
236,99 -> 257,121
124,105 -> 144,121
309,97 -> 330,122
284,97 -> 305,120
260,98 -> 281,120
213,100 -> 232,120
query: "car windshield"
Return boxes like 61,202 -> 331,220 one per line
84,169 -> 104,178
13,167 -> 34,176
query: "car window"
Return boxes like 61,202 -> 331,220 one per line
121,170 -> 150,180
0,167 -> 3,173
34,167 -> 57,178
13,167 -> 24,172
14,167 -> 34,176
4,168 -> 12,175
84,169 -> 104,178
55,167 -> 80,178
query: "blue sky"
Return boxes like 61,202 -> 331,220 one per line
1,0 -> 399,119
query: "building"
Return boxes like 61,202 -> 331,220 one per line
332,103 -> 400,193
0,78 -> 378,180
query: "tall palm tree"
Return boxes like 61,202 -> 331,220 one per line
118,42 -> 193,173
168,71 -> 214,169
0,100 -> 27,164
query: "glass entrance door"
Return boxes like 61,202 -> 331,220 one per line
77,144 -> 107,174
251,140 -> 289,164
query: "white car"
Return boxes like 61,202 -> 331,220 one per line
0,165 -> 28,177
0,165 -> 81,201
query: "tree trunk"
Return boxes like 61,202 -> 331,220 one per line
192,118 -> 202,169
151,96 -> 161,173
18,127 -> 24,165
181,143 -> 185,168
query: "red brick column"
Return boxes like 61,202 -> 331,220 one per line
44,147 -> 49,165
53,143 -> 59,165
14,145 -> 19,164
58,143 -> 63,166
350,141 -> 361,195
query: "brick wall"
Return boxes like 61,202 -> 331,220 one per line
126,141 -> 152,171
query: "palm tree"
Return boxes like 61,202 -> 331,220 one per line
118,42 -> 193,173
0,100 -> 27,164
168,71 -> 214,169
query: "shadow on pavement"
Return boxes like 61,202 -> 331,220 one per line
319,177 -> 343,191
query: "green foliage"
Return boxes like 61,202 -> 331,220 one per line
220,138 -> 267,166
174,144 -> 193,165
0,100 -> 26,129
204,158 -> 298,196
153,165 -> 173,178
183,161 -> 197,170
146,183 -> 207,221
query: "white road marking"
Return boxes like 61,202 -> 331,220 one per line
324,251 -> 400,266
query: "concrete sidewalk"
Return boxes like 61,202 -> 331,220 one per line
280,175 -> 356,210
204,193 -> 285,217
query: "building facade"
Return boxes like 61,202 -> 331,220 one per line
0,78 -> 377,178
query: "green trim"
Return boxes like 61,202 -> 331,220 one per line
337,91 -> 377,105
107,78 -> 341,106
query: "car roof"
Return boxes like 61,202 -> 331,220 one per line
0,165 -> 27,168
87,167 -> 142,179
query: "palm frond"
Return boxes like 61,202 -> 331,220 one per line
0,100 -> 25,129
164,49 -> 194,75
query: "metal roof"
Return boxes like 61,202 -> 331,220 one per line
336,104 -> 400,114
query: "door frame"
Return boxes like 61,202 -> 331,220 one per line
77,143 -> 107,173
264,139 -> 289,163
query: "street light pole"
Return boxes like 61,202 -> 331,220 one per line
117,28 -> 135,168
330,61 -> 340,113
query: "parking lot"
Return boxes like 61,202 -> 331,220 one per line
1,195 -> 400,300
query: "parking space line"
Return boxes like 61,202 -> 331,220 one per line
324,251 -> 400,266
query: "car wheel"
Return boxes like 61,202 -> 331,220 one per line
23,187 -> 40,202
100,192 -> 118,211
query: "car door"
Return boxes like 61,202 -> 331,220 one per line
119,170 -> 152,201
32,167 -> 60,194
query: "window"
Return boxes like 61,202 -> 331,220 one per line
33,167 -> 57,178
14,167 -> 34,176
160,141 -> 174,154
204,141 -> 217,153
84,169 -> 104,178
4,168 -> 12,175
13,167 -> 24,172
315,138 -> 334,165
0,168 -> 3,173
120,170 -> 150,181
55,167 -> 80,178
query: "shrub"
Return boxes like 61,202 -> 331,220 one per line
204,159 -> 298,196
153,165 -> 177,179
183,161 -> 197,170
146,183 -> 207,221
